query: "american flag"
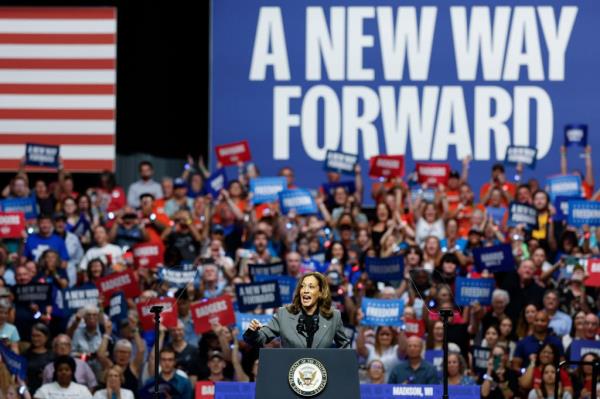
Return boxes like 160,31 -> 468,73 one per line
0,7 -> 116,172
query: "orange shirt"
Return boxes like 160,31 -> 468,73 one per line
456,203 -> 486,237
445,189 -> 460,211
479,182 -> 517,206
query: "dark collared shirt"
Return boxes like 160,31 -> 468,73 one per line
388,360 -> 440,384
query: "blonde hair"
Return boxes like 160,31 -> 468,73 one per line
103,364 -> 125,384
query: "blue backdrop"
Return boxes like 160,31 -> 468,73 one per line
211,1 -> 600,201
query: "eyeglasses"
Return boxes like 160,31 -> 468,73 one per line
369,364 -> 384,370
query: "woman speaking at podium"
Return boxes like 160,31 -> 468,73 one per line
243,272 -> 350,348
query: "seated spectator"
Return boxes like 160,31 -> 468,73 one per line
92,365 -> 135,399
42,334 -> 97,390
388,336 -> 439,384
0,298 -> 19,353
127,161 -> 163,208
519,343 -> 572,394
364,359 -> 386,384
571,353 -> 600,399
527,363 -> 572,399
447,353 -> 475,386
513,311 -> 564,371
145,347 -> 193,399
480,345 -> 519,399
22,214 -> 69,265
35,356 -> 92,399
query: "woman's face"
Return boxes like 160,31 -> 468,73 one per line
334,188 -> 347,205
424,204 -> 436,222
447,355 -> 460,377
490,190 -> 502,206
331,243 -> 344,261
300,276 -> 321,311
368,361 -> 385,381
63,198 -> 77,215
405,250 -> 420,267
376,203 -> 389,222
542,365 -> 556,384
539,345 -> 554,365
377,328 -> 393,347
229,182 -> 242,197
525,305 -> 537,323
425,238 -> 439,255
485,327 -> 499,347
56,363 -> 73,386
89,261 -> 103,278
581,355 -> 595,375
499,318 -> 512,338
433,322 -> 444,341
446,220 -> 458,237
191,174 -> 203,190
437,288 -> 451,304
45,252 -> 59,267
78,196 -> 90,210
106,369 -> 121,389
442,261 -> 456,275
574,312 -> 586,331
31,328 -> 47,348
531,248 -> 545,267
533,192 -> 548,210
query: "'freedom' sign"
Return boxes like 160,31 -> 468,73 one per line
324,150 -> 358,174
278,189 -> 318,215
546,174 -> 582,201
415,162 -> 450,186
235,280 -> 282,312
505,146 -> 537,167
507,202 -> 538,230
191,295 -> 236,334
360,298 -> 404,327
0,197 -> 37,220
455,277 -> 494,306
569,339 -> 600,361
554,196 -> 581,222
564,124 -> 588,147
473,244 -> 515,273
250,177 -> 287,204
206,168 -> 228,198
567,200 -> 600,227
215,140 -> 251,166
365,255 -> 404,281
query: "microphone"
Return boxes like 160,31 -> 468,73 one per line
297,314 -> 306,337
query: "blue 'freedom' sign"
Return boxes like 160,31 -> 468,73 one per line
455,277 -> 494,306
361,297 -> 404,327
365,255 -> 404,281
567,200 -> 600,227
473,244 -> 515,273
250,177 -> 287,204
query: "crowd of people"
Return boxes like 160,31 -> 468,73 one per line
0,147 -> 599,399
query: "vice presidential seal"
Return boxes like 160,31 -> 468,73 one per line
288,358 -> 328,397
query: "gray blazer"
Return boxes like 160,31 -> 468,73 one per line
243,307 -> 350,349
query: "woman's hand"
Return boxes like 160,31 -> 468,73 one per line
248,319 -> 263,331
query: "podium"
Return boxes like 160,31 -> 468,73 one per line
255,348 -> 360,399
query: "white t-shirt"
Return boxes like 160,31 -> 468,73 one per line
79,244 -> 124,270
34,382 -> 92,399
365,343 -> 401,383
93,388 -> 135,399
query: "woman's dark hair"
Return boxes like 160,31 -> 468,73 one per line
516,303 -> 539,339
52,355 -> 76,382
575,352 -> 600,383
325,241 -> 348,265
535,343 -> 560,367
100,171 -> 117,190
39,249 -> 61,273
31,323 -> 51,349
86,258 -> 107,282
227,179 -> 247,198
374,326 -> 397,356
559,230 -> 578,253
287,272 -> 333,319
539,363 -> 561,398
404,245 -> 424,265
532,189 -> 550,212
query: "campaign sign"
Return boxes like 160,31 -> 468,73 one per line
415,162 -> 450,186
234,312 -> 272,339
0,212 -> 25,239
0,197 -> 37,220
507,202 -> 538,229
96,269 -> 140,305
214,382 -> 256,399
25,143 -> 59,168
107,292 -> 128,324
196,381 -> 215,399
159,265 -> 199,288
404,318 -> 425,338
546,174 -> 582,201
365,255 -> 404,281
132,242 -> 163,269
191,295 -> 236,334
0,343 -> 26,380
369,155 -> 404,179
207,168 -> 228,198
360,385 -> 479,399
63,287 -> 99,314
567,200 -> 600,227
249,177 -> 287,204
253,275 -> 297,304
324,150 -> 358,174
12,283 -> 51,306
472,346 -> 491,374
235,281 -> 281,312
564,124 -> 588,147
215,140 -> 251,166
473,244 -> 515,273
424,349 -> 443,377
411,188 -> 436,203
554,196 -> 581,222
585,258 -> 600,287
279,189 -> 318,215
486,206 -> 506,226
570,340 -> 600,361
248,262 -> 284,280
137,297 -> 178,332
455,277 -> 494,306
505,146 -> 537,167
361,298 -> 404,327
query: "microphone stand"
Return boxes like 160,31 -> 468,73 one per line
439,308 -> 453,399
150,305 -> 164,399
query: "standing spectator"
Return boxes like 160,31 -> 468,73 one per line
480,345 -> 519,399
93,171 -> 126,216
512,311 -> 563,371
164,178 -> 194,217
22,214 -> 69,265
500,260 -> 545,325
0,299 -> 19,353
162,210 -> 203,264
53,212 -> 84,287
543,290 -> 572,337
166,320 -> 200,385
24,323 -> 53,394
42,334 -> 97,390
79,225 -> 124,271
145,347 -> 193,399
127,161 -> 163,208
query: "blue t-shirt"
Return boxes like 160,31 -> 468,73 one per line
514,334 -> 564,368
24,233 -> 70,261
